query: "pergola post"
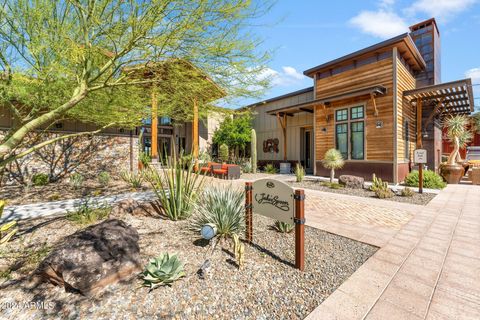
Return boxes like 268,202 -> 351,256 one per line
416,97 -> 423,193
151,90 -> 158,161
192,98 -> 199,161
276,113 -> 287,161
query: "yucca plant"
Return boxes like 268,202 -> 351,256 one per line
120,170 -> 144,189
444,115 -> 472,165
0,200 -> 18,245
322,149 -> 344,183
273,221 -> 294,233
295,163 -> 305,182
142,253 -> 186,290
148,153 -> 204,220
191,187 -> 246,267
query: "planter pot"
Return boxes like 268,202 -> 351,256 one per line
440,164 -> 464,184
279,162 -> 291,174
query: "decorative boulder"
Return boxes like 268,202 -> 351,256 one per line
338,175 -> 365,189
110,198 -> 161,218
35,219 -> 142,296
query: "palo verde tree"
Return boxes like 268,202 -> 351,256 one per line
0,0 -> 272,169
212,111 -> 253,157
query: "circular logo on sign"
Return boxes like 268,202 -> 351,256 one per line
266,182 -> 275,188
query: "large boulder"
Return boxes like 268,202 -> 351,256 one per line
338,175 -> 365,189
110,198 -> 161,218
35,219 -> 142,296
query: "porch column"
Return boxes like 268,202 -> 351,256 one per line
416,97 -> 423,193
192,98 -> 199,160
151,90 -> 158,160
276,113 -> 287,161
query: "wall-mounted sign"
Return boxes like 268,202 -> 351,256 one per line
252,179 -> 294,224
262,138 -> 279,153
414,149 -> 427,164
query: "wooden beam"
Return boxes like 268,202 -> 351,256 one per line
370,93 -> 378,116
299,108 -> 314,114
151,90 -> 158,160
192,98 -> 199,160
423,97 -> 445,128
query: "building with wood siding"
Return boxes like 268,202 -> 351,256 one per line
245,18 -> 475,183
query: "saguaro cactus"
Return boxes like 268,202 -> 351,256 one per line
251,129 -> 257,174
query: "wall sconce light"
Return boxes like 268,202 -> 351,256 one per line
321,127 -> 327,133
375,121 -> 383,128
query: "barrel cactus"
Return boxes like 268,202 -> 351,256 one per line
142,253 -> 186,289
251,129 -> 257,174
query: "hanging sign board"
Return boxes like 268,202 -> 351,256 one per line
414,149 -> 427,164
252,179 -> 294,224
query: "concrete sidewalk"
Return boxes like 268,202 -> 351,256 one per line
306,184 -> 480,319
1,191 -> 157,223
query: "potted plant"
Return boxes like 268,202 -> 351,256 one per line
440,115 -> 473,184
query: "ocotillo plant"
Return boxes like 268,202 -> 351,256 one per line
251,129 -> 257,174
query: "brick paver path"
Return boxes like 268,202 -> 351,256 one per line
307,184 -> 480,320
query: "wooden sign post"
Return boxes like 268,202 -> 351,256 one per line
245,179 -> 305,271
414,149 -> 427,194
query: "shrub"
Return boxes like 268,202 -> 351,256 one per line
148,154 -> 204,220
218,144 -> 229,162
264,163 -> 278,174
98,171 -> 110,187
142,253 -> 186,290
241,159 -> 252,173
320,181 -> 343,189
295,163 -> 305,182
66,197 -> 111,225
322,149 -> 344,183
405,170 -> 446,189
191,187 -> 245,238
31,173 -> 49,186
120,170 -> 143,189
139,152 -> 151,168
401,187 -> 414,197
274,221 -> 294,233
69,173 -> 84,190
375,188 -> 394,199
370,174 -> 388,192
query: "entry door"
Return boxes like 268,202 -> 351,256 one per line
304,129 -> 313,174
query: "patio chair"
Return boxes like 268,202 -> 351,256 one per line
212,164 -> 240,180
198,162 -> 221,175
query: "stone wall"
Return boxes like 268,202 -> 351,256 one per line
1,130 -> 138,185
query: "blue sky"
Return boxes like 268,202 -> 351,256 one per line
233,0 -> 480,111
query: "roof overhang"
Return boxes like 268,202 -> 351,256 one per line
303,33 -> 426,77
403,79 -> 474,117
267,85 -> 387,116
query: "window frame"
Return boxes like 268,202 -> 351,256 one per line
334,103 -> 366,160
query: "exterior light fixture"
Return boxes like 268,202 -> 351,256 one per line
200,223 -> 217,240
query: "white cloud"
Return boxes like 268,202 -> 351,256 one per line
406,0 -> 477,20
380,0 -> 396,8
349,10 -> 409,39
258,66 -> 306,86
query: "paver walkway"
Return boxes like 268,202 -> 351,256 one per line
307,184 -> 480,319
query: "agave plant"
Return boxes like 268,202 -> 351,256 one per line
0,200 -> 18,245
142,253 -> 186,289
147,153 -> 204,220
273,221 -> 294,233
120,170 -> 144,189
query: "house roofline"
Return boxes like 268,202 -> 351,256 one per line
238,86 -> 314,110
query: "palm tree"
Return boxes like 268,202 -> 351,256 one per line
322,149 -> 345,183
443,115 -> 472,165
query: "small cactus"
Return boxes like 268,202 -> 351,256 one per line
232,234 -> 245,268
251,129 -> 257,174
0,200 -> 18,245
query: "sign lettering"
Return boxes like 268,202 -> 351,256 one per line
252,179 -> 294,224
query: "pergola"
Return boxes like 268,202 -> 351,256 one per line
124,59 -> 224,161
403,78 -> 475,149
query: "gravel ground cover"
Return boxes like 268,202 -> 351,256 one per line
0,211 -> 377,319
1,179 -> 149,206
290,179 -> 436,206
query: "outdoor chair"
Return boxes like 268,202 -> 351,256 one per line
198,162 -> 221,175
213,164 -> 240,180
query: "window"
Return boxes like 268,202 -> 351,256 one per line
335,105 -> 365,160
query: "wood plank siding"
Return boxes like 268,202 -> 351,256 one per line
314,57 -> 395,163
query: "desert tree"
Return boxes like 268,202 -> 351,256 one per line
0,0 -> 273,170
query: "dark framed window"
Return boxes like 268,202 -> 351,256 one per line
336,123 -> 348,159
334,105 -> 365,160
350,122 -> 364,160
335,109 -> 348,122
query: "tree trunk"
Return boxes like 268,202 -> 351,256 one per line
447,137 -> 460,165
330,168 -> 335,183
